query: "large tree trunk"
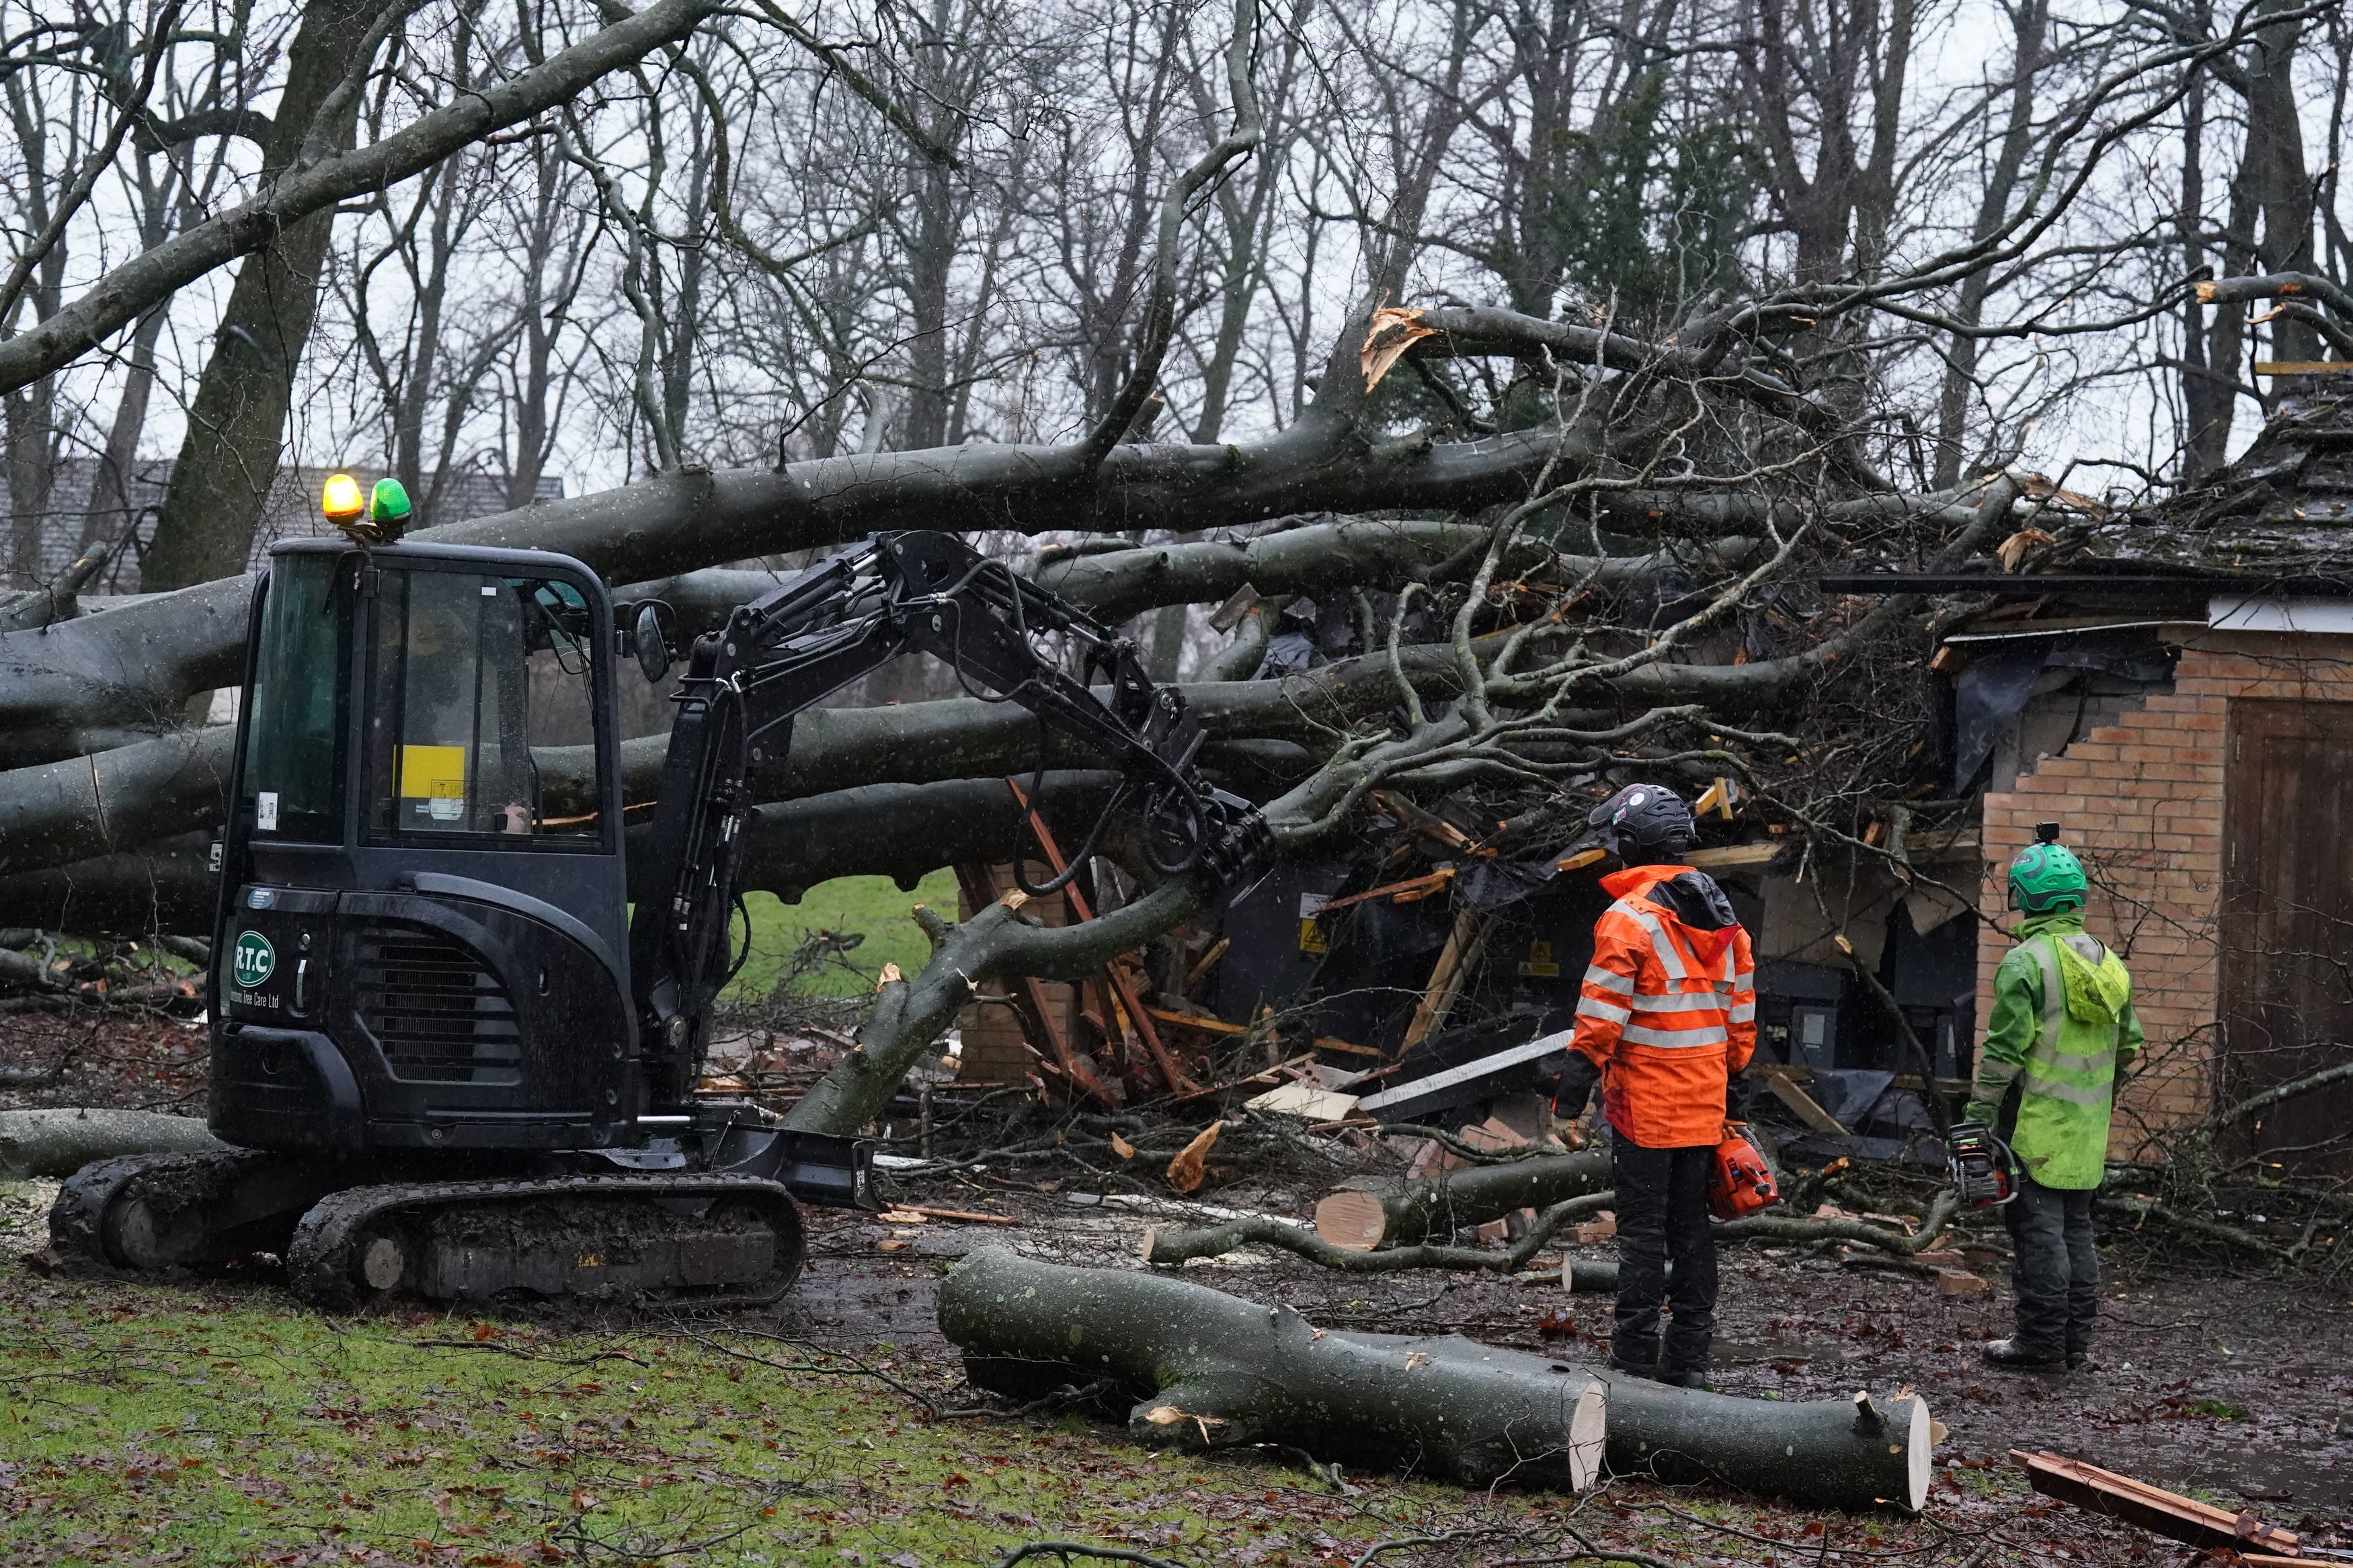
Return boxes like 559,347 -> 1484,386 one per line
0,832 -> 214,933
0,1109 -> 227,1180
140,0 -> 380,591
0,413 -> 1576,771
0,774 -> 1124,940
938,1245 -> 1936,1512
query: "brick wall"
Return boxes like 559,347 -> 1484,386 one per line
1977,628 -> 2353,1156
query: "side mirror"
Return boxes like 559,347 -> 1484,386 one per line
631,602 -> 672,683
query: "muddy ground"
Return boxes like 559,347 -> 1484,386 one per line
7,1007 -> 2350,1565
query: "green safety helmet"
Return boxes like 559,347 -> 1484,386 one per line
2007,822 -> 2087,914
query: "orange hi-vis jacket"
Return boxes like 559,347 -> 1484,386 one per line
1569,864 -> 1758,1149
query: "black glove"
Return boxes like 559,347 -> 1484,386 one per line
1726,1072 -> 1755,1121
1548,1052 -> 1601,1115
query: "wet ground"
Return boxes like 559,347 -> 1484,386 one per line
7,1010 -> 2350,1563
787,1178 -> 2353,1531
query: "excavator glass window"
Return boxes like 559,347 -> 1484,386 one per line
363,564 -> 604,841
242,552 -> 356,841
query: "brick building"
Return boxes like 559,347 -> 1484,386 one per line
1956,372 -> 2353,1163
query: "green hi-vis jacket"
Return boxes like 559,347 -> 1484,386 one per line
1962,911 -> 2145,1190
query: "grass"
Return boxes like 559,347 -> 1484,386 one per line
0,1255 -> 1538,1567
724,872 -> 963,1003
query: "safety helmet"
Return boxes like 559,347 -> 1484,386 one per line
2007,822 -> 2087,913
1587,782 -> 1696,862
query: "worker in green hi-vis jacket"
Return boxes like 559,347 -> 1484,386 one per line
1964,822 -> 2144,1374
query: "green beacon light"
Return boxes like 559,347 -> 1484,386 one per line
369,477 -> 412,524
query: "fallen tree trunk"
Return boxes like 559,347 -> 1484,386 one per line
0,833 -> 214,934
0,1109 -> 228,1180
622,518 -> 1634,637
0,727 -> 234,878
939,1245 -> 1935,1511
1312,1151 -> 1616,1249
0,399 -> 1578,770
0,774 -> 1123,941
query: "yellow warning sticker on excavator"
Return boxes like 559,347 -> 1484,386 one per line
399,744 -> 467,800
1519,938 -> 1561,977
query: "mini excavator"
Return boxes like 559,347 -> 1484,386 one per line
50,513 -> 1265,1307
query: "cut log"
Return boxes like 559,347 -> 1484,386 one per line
939,1245 -> 1935,1511
1314,1150 -> 1614,1249
0,1108 -> 229,1180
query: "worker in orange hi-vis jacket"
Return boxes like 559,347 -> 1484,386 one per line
1552,782 -> 1757,1389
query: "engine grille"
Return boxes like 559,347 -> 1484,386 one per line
353,926 -> 522,1084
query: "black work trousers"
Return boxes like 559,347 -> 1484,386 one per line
2003,1173 -> 2099,1359
1611,1141 -> 1719,1376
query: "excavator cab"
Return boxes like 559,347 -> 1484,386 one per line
212,539 -> 643,1159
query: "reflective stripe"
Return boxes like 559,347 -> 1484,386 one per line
1731,970 -> 1754,988
1618,903 -> 1688,980
1728,1001 -> 1756,1024
1581,965 -> 1637,996
1574,995 -> 1631,1024
2020,1072 -> 2112,1108
1721,948 -> 1738,983
2032,940 -> 2065,1057
1627,991 -> 1729,1016
2044,1048 -> 2115,1074
1620,1023 -> 1729,1049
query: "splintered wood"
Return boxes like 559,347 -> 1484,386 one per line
2013,1449 -> 2300,1557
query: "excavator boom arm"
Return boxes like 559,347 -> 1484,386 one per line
625,531 -> 1265,1101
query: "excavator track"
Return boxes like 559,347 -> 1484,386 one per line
285,1174 -> 806,1308
50,1149 -> 335,1275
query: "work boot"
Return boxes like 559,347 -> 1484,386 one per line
1654,1366 -> 1710,1391
1981,1337 -> 2067,1372
2067,1352 -> 2098,1373
1606,1352 -> 1660,1382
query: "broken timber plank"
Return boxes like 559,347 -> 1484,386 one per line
1005,778 -> 1201,1097
1397,909 -> 1492,1056
1750,1064 -> 1851,1136
2011,1450 -> 2300,1556
1686,842 -> 1779,870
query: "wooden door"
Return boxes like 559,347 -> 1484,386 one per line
2220,699 -> 2353,1167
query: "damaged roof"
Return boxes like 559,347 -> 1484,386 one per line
2048,371 -> 2353,585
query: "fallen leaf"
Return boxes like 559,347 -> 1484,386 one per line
1359,306 -> 1438,391
1165,1120 -> 1224,1193
1109,1132 -> 1137,1159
